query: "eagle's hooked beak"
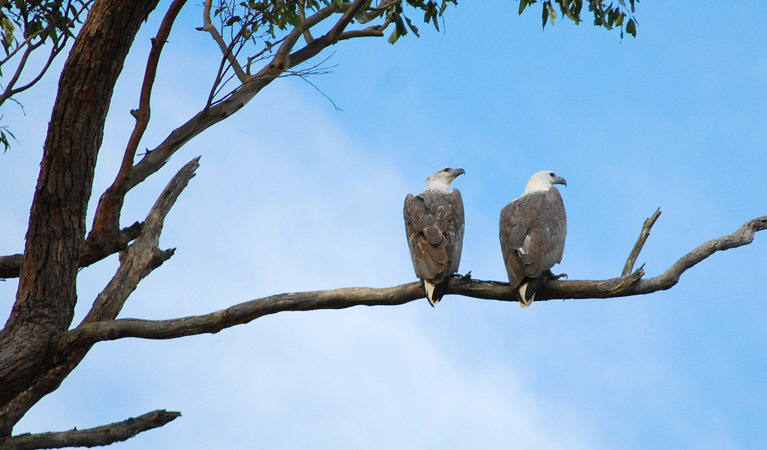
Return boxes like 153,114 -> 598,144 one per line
451,168 -> 466,179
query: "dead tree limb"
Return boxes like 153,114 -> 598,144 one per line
52,214 -> 767,356
0,158 -> 198,436
0,223 -> 143,280
622,207 -> 661,277
0,410 -> 181,450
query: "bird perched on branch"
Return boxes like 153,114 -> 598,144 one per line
404,168 -> 465,306
500,170 -> 567,307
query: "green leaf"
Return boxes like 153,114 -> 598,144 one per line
439,0 -> 448,16
225,15 -> 241,26
542,1 -> 555,29
615,12 -> 624,27
1,16 -> 16,50
405,16 -> 420,37
519,0 -> 529,15
626,17 -> 636,37
394,14 -> 407,36
387,27 -> 400,44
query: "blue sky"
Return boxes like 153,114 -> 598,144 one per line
1,1 -> 766,449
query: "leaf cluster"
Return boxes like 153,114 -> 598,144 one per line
518,0 -> 637,37
0,0 -> 89,60
212,0 -> 457,52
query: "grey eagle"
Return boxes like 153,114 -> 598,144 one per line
404,168 -> 465,306
499,170 -> 567,307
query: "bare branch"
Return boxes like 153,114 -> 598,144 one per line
325,0 -> 371,44
125,2 -> 357,192
122,0 -> 375,198
83,157 -> 200,323
54,283 -> 423,352
0,27 -> 69,108
622,207 -> 661,277
85,0 -> 187,259
0,159 -> 197,434
0,222 -> 143,280
198,0 -> 248,82
539,215 -> 767,300
0,410 -> 181,450
297,0 -> 315,45
273,1 -> 352,72
0,254 -> 23,279
0,0 -> 95,108
285,0 -> 370,70
52,215 -> 767,354
338,26 -> 385,40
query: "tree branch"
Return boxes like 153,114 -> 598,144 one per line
325,0 -> 371,44
84,157 -> 199,323
0,222 -> 143,280
0,255 -> 23,280
622,207 -> 661,277
287,0 -> 371,69
198,0 -> 248,82
338,26 -> 385,41
125,2 -> 358,193
85,0 -> 187,260
0,410 -> 181,450
52,215 -> 767,355
297,0 -> 315,45
0,158 -> 197,434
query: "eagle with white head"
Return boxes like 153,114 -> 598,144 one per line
404,168 -> 465,306
499,170 -> 567,307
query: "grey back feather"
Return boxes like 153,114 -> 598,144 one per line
404,189 -> 465,285
499,188 -> 566,290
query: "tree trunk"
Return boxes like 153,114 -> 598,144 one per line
0,0 -> 160,435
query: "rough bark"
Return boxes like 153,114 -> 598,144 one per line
0,0 -> 160,436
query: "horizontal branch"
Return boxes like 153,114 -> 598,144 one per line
0,409 -> 180,450
52,215 -> 766,355
0,222 -> 143,280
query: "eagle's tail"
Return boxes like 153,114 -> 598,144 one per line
424,280 -> 448,307
518,276 -> 546,308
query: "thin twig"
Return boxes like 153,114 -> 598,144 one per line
297,0 -> 315,44
622,208 -> 661,277
199,0 -> 248,82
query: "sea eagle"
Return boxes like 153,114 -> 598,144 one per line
499,170 -> 567,307
404,167 -> 465,306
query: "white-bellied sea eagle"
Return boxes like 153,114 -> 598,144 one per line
404,168 -> 465,306
499,170 -> 567,307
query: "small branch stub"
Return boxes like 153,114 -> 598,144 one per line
622,208 -> 661,277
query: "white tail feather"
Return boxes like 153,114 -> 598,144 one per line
424,281 -> 439,306
518,282 -> 534,308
